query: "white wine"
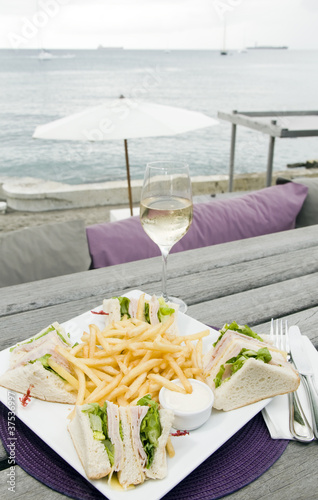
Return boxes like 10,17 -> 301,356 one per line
140,196 -> 193,249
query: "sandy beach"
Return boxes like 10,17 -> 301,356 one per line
0,203 -> 124,233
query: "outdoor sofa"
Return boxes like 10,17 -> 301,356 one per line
0,178 -> 316,288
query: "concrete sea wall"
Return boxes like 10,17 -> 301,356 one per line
1,169 -> 318,212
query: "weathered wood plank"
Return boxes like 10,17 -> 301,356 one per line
168,246 -> 318,305
2,226 -> 318,317
188,273 -> 318,338
254,308 -> 318,348
224,439 -> 318,500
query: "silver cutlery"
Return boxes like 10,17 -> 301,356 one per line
289,324 -> 318,439
271,319 -> 314,442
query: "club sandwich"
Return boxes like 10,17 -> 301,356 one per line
0,322 -> 76,404
103,294 -> 179,334
203,323 -> 300,411
68,395 -> 174,487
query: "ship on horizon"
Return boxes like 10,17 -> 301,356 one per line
247,45 -> 288,50
97,45 -> 124,50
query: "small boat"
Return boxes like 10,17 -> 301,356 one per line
38,49 -> 53,60
97,45 -> 123,50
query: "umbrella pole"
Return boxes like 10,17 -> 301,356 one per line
124,139 -> 133,216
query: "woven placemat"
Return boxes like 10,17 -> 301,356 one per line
0,402 -> 288,500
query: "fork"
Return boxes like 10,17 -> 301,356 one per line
271,319 -> 314,442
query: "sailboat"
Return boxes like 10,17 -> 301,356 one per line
220,17 -> 227,55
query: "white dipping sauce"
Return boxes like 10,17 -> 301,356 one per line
164,380 -> 212,413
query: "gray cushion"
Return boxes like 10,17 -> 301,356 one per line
0,219 -> 91,287
293,177 -> 318,227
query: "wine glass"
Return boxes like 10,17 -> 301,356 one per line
140,161 -> 193,313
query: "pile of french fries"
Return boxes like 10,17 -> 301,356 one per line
49,314 -> 209,408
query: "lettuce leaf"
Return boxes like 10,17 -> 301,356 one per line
213,347 -> 272,388
213,321 -> 263,347
214,364 -> 225,388
82,402 -> 114,466
157,297 -> 175,323
112,296 -> 131,318
137,395 -> 161,468
144,302 -> 150,324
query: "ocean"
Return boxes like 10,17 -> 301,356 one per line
0,48 -> 317,185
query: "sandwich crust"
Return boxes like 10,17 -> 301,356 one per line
68,405 -> 111,480
0,361 -> 76,404
212,357 -> 300,411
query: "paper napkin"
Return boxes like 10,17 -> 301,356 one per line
262,336 -> 318,440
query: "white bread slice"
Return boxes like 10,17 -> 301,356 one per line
102,298 -> 121,325
213,357 -> 300,411
0,361 -> 76,404
68,405 -> 111,480
10,322 -> 69,369
136,293 -> 146,321
145,408 -> 174,480
117,406 -> 145,488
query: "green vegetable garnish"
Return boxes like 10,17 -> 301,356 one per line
82,402 -> 115,466
144,302 -> 150,324
213,321 -> 263,347
214,347 -> 272,388
157,297 -> 175,323
214,364 -> 226,389
113,296 -> 131,318
137,394 -> 161,468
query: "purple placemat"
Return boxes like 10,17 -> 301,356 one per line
0,402 -> 288,500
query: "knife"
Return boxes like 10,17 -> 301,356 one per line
289,325 -> 318,439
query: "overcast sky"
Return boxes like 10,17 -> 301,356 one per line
0,0 -> 317,50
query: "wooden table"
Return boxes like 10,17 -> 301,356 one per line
1,225 -> 318,500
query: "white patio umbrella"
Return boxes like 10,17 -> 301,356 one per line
33,97 -> 218,215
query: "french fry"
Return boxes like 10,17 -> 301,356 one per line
125,372 -> 147,400
148,373 -> 187,394
88,324 -> 97,358
173,330 -> 210,344
55,346 -> 102,386
128,342 -> 186,354
166,436 -> 175,458
121,359 -> 162,386
84,373 -> 123,404
74,366 -> 88,406
165,355 -> 193,393
56,313 -> 207,407
102,385 -> 128,404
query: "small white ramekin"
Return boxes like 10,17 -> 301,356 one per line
159,378 -> 214,431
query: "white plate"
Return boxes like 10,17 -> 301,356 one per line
0,290 -> 271,500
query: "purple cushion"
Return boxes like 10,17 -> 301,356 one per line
86,183 -> 308,269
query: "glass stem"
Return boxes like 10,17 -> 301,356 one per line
160,246 -> 170,301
